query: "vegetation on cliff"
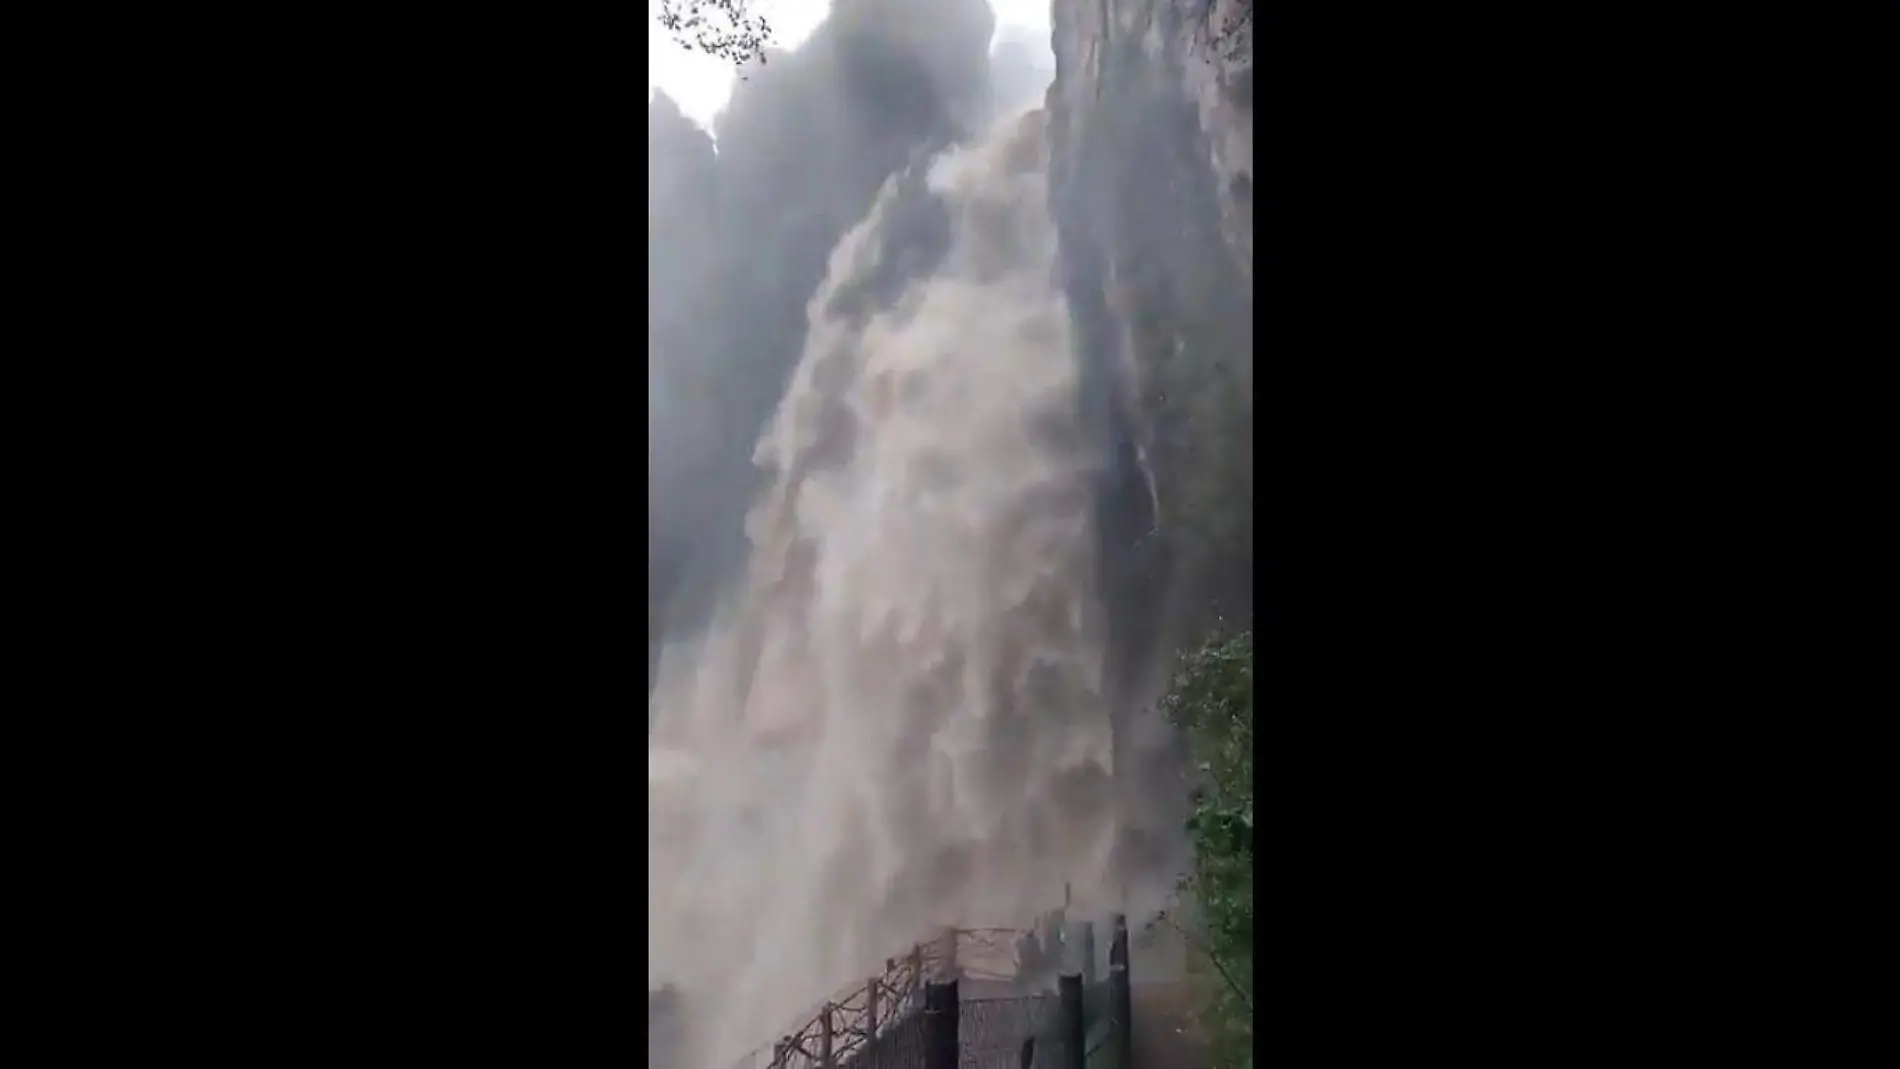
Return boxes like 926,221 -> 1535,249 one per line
1160,628 -> 1254,1069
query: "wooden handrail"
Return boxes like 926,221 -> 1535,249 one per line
734,924 -> 1038,1068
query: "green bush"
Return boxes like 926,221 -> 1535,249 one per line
1160,629 -> 1253,1069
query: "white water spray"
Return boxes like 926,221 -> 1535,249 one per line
648,108 -> 1124,1067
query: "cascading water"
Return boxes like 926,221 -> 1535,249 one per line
647,107 -> 1127,1068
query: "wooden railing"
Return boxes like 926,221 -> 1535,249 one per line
731,926 -> 1038,1068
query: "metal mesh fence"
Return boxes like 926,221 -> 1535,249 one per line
1080,981 -> 1122,1069
1082,1019 -> 1120,1069
852,1011 -> 930,1069
959,995 -> 1057,1069
1030,1033 -> 1075,1069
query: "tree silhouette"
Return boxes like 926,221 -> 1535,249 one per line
657,0 -> 775,67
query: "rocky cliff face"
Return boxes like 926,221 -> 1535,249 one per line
1046,0 -> 1253,891
647,93 -> 724,688
1048,0 -> 1254,690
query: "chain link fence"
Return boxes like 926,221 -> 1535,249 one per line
959,995 -> 1058,1069
854,1010 -> 931,1069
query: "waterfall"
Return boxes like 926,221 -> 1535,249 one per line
647,107 -> 1124,1068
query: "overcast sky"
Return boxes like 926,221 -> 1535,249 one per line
648,0 -> 1054,130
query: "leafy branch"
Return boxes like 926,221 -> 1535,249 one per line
657,0 -> 775,68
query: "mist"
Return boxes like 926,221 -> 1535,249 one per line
646,1 -> 1062,681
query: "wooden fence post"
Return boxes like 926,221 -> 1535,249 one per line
1059,972 -> 1085,1069
866,975 -> 880,1037
819,1003 -> 834,1068
924,978 -> 960,1069
1109,914 -> 1132,1064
